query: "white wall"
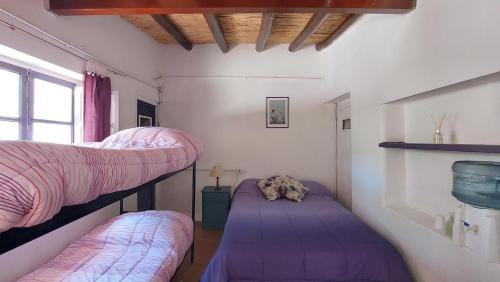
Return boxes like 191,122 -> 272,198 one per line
158,44 -> 336,220
0,1 -> 163,280
322,0 -> 500,281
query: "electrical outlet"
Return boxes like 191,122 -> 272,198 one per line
237,169 -> 246,174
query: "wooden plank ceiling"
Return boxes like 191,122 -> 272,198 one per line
48,0 -> 416,53
122,13 -> 349,48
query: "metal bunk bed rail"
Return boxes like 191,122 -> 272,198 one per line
0,162 -> 197,257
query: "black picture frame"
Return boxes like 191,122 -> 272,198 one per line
266,97 -> 289,128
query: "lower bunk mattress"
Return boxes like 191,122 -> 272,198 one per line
202,179 -> 412,282
18,210 -> 193,282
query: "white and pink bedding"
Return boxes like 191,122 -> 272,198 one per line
18,210 -> 193,282
0,127 -> 202,232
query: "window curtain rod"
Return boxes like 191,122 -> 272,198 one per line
0,8 -> 157,90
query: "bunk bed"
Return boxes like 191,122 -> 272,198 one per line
0,127 -> 202,268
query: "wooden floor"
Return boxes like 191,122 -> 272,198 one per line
172,223 -> 223,282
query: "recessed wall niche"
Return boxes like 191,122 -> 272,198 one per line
381,72 -> 500,254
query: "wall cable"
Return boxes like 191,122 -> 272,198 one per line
159,74 -> 323,80
0,8 -> 157,90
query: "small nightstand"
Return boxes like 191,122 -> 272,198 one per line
202,186 -> 231,229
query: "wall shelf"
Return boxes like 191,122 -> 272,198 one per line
379,142 -> 500,153
384,204 -> 450,242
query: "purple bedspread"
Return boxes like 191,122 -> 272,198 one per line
201,179 -> 412,282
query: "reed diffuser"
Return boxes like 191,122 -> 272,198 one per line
431,113 -> 446,144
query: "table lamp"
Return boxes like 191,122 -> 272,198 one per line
210,165 -> 223,190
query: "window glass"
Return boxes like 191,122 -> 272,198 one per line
32,122 -> 72,144
73,86 -> 83,143
0,60 -> 77,144
0,68 -> 20,118
0,120 -> 20,140
33,78 -> 72,122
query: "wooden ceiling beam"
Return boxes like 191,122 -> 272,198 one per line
316,14 -> 361,51
256,13 -> 275,52
151,15 -> 193,50
289,12 -> 329,52
203,14 -> 229,53
48,0 -> 416,15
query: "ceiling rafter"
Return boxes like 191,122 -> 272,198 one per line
47,0 -> 416,15
256,13 -> 275,52
316,14 -> 361,51
203,14 -> 230,53
289,12 -> 329,52
151,15 -> 193,50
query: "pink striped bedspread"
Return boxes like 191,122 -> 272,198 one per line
18,210 -> 193,282
0,127 -> 202,232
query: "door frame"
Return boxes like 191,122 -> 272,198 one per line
330,93 -> 351,207
137,99 -> 157,127
136,99 -> 158,211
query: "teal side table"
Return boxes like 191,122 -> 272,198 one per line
202,186 -> 231,229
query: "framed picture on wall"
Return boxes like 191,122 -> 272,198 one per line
266,97 -> 289,128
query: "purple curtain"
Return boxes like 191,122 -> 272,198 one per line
83,73 -> 111,142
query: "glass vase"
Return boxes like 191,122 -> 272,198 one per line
433,130 -> 443,144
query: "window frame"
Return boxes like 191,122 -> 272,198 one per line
0,61 -> 27,140
0,60 -> 76,143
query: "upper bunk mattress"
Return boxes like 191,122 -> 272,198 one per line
0,127 -> 202,232
202,179 -> 412,282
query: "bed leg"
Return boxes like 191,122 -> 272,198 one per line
191,162 -> 196,263
119,199 -> 124,214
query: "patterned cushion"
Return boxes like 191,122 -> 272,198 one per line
257,175 -> 283,201
256,176 -> 310,202
280,176 -> 311,202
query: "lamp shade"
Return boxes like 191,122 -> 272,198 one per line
210,166 -> 223,178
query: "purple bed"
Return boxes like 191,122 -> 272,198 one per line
201,179 -> 412,282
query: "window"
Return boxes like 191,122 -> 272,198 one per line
0,61 -> 76,144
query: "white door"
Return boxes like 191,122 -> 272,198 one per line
336,99 -> 352,210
